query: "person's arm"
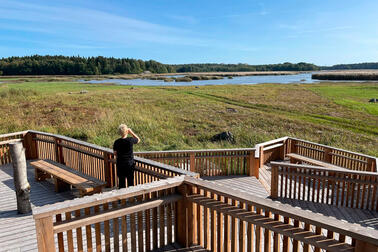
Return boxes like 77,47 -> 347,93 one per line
128,129 -> 141,144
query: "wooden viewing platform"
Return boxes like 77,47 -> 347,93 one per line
0,131 -> 377,252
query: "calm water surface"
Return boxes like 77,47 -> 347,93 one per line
80,73 -> 319,86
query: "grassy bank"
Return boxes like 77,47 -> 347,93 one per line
0,79 -> 377,156
313,70 -> 378,80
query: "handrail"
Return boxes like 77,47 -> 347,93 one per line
34,176 -> 184,219
33,177 -> 184,252
137,147 -> 256,177
270,162 -> 378,211
288,137 -> 377,172
271,161 -> 378,175
183,176 -> 378,247
136,147 -> 256,154
29,130 -> 196,176
33,175 -> 378,251
289,136 -> 377,160
0,130 -> 28,138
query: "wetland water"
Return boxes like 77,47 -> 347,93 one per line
80,73 -> 320,86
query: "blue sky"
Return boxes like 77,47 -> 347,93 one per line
0,0 -> 378,65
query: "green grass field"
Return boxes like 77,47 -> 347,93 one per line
0,79 -> 377,156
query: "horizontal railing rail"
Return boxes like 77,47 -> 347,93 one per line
0,131 -> 28,165
34,176 -> 378,252
287,137 -> 377,172
137,148 -> 257,177
270,162 -> 378,211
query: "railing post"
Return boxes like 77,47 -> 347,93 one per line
323,147 -> 332,163
271,165 -> 278,198
34,216 -> 56,252
367,158 -> 377,172
290,139 -> 298,154
23,132 -> 38,160
104,152 -> 114,188
190,153 -> 196,173
355,240 -> 377,252
54,137 -> 65,164
280,141 -> 286,160
176,184 -> 195,247
259,146 -> 264,168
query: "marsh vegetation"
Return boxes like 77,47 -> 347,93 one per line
0,78 -> 376,156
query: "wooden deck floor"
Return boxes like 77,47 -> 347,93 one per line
1,163 -> 377,251
0,163 -> 74,252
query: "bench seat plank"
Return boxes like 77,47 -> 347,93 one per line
30,159 -> 105,195
286,153 -> 347,170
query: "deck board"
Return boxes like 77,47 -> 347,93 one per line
1,163 -> 377,251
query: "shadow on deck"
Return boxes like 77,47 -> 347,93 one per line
1,162 -> 377,251
0,162 -> 74,251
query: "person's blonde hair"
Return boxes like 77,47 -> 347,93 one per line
118,124 -> 129,136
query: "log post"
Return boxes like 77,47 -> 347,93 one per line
9,142 -> 32,214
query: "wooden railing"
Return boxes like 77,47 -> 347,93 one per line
34,176 -> 378,252
255,137 -> 288,168
287,138 -> 377,172
33,177 -> 184,252
0,131 -> 28,165
0,130 -> 197,188
137,148 -> 257,177
270,162 -> 378,211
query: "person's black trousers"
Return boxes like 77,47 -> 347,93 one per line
117,159 -> 135,188
118,172 -> 134,188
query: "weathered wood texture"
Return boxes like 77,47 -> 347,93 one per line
271,162 -> 378,211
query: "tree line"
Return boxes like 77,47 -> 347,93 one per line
321,62 -> 378,70
0,55 -> 321,75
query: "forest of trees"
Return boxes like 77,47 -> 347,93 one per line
322,62 -> 378,70
0,55 -> 321,75
0,55 -> 174,75
173,62 -> 319,72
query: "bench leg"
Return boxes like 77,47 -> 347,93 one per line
79,186 -> 103,197
35,168 -> 50,181
54,177 -> 71,193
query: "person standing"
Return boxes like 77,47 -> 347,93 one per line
113,124 -> 140,188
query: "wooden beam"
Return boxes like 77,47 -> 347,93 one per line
35,216 -> 56,252
53,194 -> 181,234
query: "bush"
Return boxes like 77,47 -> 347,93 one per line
0,88 -> 39,98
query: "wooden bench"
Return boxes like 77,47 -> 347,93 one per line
286,153 -> 348,170
30,159 -> 106,197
